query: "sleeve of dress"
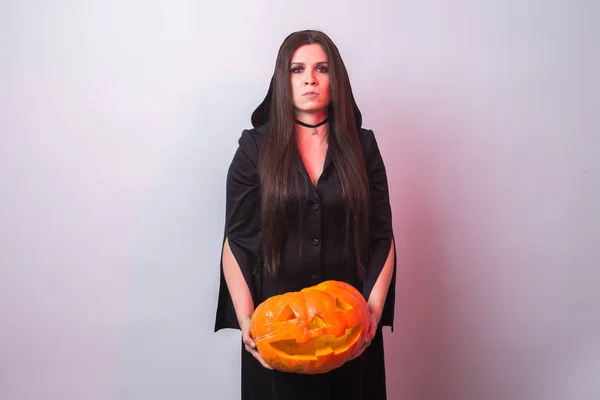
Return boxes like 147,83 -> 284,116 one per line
361,129 -> 397,331
214,129 -> 262,332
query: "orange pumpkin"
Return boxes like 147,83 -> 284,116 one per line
250,280 -> 370,374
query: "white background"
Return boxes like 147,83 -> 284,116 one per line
1,1 -> 598,399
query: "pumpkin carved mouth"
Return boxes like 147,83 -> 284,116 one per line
269,325 -> 363,359
250,281 -> 370,374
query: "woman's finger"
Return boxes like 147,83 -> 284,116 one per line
243,336 -> 256,349
245,344 -> 273,369
349,345 -> 366,360
242,326 -> 256,349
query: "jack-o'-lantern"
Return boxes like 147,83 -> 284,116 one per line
250,280 -> 370,374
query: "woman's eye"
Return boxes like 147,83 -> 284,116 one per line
317,66 -> 328,73
291,67 -> 303,73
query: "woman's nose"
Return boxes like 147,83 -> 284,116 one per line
304,71 -> 317,85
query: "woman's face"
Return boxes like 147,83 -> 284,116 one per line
289,44 -> 330,117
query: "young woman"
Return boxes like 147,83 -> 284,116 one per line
215,29 -> 396,400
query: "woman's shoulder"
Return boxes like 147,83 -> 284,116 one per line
357,127 -> 377,154
235,123 -> 268,160
358,127 -> 375,138
238,123 -> 267,147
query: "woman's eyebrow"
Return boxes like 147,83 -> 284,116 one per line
290,61 -> 328,65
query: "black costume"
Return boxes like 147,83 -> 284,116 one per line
215,122 -> 396,399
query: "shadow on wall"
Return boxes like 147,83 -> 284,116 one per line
381,112 -> 471,400
378,95 -> 600,399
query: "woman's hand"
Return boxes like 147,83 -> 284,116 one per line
240,318 -> 273,370
349,308 -> 381,360
364,307 -> 381,347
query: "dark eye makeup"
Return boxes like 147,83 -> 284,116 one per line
289,64 -> 329,74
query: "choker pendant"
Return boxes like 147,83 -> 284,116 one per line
294,117 -> 329,135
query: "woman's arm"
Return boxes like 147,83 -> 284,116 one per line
361,129 -> 397,341
367,239 -> 395,328
222,236 -> 272,369
222,237 -> 254,326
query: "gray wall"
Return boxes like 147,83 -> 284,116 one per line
1,1 -> 598,399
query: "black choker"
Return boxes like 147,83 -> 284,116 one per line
294,117 -> 329,135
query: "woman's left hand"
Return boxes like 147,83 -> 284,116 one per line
363,308 -> 381,348
350,309 -> 381,361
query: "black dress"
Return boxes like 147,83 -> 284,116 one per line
215,123 -> 396,400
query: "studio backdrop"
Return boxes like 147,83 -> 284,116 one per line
1,1 -> 598,399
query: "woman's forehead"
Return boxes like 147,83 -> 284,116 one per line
290,44 -> 328,63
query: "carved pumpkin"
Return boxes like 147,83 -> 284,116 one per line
250,280 -> 369,374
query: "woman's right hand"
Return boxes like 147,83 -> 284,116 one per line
240,318 -> 273,370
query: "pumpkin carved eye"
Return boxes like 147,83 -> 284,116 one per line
335,297 -> 352,311
277,305 -> 297,322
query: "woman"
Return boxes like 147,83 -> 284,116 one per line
215,30 -> 396,400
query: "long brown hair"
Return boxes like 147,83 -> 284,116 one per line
252,30 -> 371,279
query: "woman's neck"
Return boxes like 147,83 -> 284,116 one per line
294,109 -> 328,126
